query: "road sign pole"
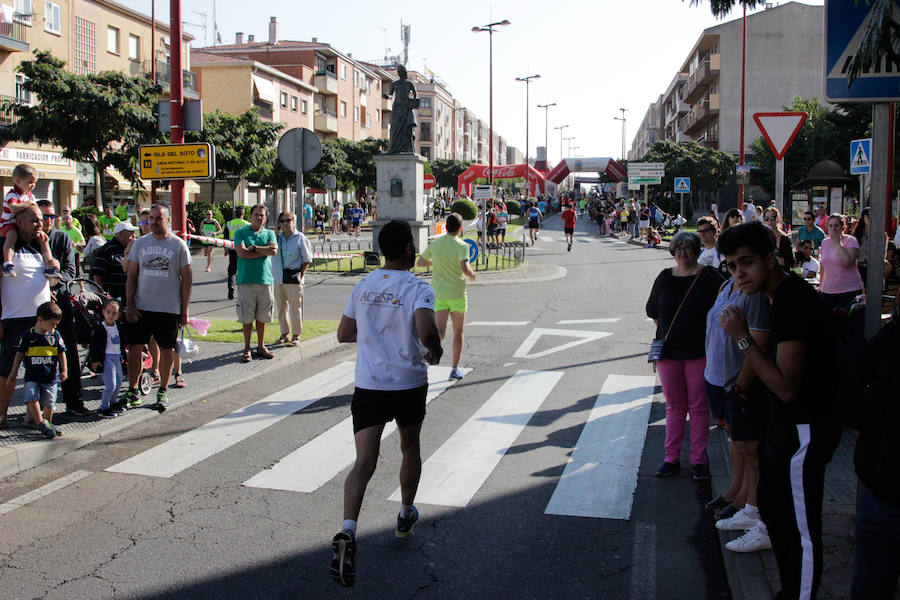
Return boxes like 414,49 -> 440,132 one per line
860,174 -> 865,209
169,0 -> 185,235
294,137 -> 304,231
775,158 -> 784,220
680,193 -> 685,221
866,103 -> 890,339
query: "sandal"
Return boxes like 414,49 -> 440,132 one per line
254,346 -> 274,360
171,373 -> 186,388
274,335 -> 290,345
150,371 -> 161,385
241,350 -> 252,363
288,336 -> 300,347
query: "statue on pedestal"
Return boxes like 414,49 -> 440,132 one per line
384,65 -> 418,154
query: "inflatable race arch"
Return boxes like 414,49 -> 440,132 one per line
546,157 -> 627,184
456,163 -> 547,197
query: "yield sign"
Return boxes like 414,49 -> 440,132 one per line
513,328 -> 613,360
753,112 -> 808,160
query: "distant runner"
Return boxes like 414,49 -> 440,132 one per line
562,202 -> 578,252
526,202 -> 543,246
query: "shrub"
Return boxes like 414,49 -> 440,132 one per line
218,203 -> 235,222
450,198 -> 477,220
72,205 -> 100,229
504,199 -> 521,216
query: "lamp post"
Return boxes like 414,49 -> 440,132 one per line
537,102 -> 556,166
614,108 -> 627,161
472,19 -> 510,261
554,124 -> 569,163
564,136 -> 575,191
515,74 -> 540,196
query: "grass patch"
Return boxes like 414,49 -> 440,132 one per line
201,319 -> 339,344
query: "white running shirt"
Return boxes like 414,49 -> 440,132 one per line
344,269 -> 435,391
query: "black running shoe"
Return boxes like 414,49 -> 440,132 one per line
330,530 -> 356,587
395,506 -> 419,538
655,461 -> 680,477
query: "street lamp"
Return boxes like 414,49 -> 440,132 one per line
472,19 -> 510,261
515,74 -> 540,195
564,136 -> 576,191
614,108 -> 627,161
554,124 -> 569,164
537,102 -> 556,166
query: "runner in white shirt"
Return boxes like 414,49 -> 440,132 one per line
331,220 -> 443,588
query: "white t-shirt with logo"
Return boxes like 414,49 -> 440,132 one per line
344,269 -> 435,391
103,323 -> 121,355
698,247 -> 723,269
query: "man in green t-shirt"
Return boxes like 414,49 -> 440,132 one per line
417,212 -> 475,380
200,209 -> 223,273
98,206 -> 120,240
115,199 -> 129,223
233,204 -> 277,363
225,206 -> 250,300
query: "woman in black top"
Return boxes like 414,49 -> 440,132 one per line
763,207 -> 795,271
646,231 -> 723,479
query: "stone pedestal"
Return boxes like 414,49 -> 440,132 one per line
373,153 -> 430,253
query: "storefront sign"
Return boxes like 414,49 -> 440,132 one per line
0,147 -> 70,167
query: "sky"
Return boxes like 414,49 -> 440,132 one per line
120,0 -> 824,164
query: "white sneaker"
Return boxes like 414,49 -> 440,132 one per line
725,527 -> 772,552
715,508 -> 758,531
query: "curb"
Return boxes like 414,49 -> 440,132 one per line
0,333 -> 342,480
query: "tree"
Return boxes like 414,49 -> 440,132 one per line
185,108 -> 282,202
642,140 -> 736,192
0,51 -> 162,208
306,139 -> 352,193
337,137 -> 389,198
430,158 -> 473,191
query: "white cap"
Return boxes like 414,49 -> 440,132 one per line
113,221 -> 138,234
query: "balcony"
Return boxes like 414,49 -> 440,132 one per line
314,71 -> 338,95
315,108 -> 338,133
699,54 -> 720,86
140,60 -> 199,98
698,136 -> 719,149
683,94 -> 719,134
683,57 -> 719,104
0,21 -> 28,52
0,95 -> 23,125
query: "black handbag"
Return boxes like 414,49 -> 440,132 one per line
648,270 -> 703,363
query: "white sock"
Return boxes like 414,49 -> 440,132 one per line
743,504 -> 759,520
341,519 -> 357,535
399,504 -> 414,519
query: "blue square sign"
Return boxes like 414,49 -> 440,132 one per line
674,177 -> 691,193
850,138 -> 871,175
825,0 -> 900,102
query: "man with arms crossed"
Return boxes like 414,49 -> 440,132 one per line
718,221 -> 841,600
233,204 -> 278,362
417,213 -> 475,381
331,220 -> 442,588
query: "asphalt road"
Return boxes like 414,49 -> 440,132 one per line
1,214 -> 730,600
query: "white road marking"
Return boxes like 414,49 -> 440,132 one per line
0,470 -> 92,517
466,321 -> 531,327
538,235 -> 556,242
106,362 -> 357,478
544,374 -> 658,520
513,328 -> 613,360
503,362 -> 516,367
242,366 -> 466,493
391,369 -> 563,507
577,237 -> 599,243
556,318 -> 621,325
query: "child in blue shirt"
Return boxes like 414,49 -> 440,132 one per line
6,301 -> 67,439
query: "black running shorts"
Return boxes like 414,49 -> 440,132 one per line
351,384 -> 428,433
564,227 -> 575,235
126,310 -> 180,350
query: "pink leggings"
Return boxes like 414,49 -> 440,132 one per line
657,357 -> 709,465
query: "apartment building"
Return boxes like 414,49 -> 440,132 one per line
0,0 -> 193,209
628,99 -> 662,160
196,28 -> 387,143
630,2 -> 824,161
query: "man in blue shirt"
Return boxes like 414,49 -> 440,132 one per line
796,211 -> 826,250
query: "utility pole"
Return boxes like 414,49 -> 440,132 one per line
614,108 -> 627,161
515,74 -> 540,195
538,102 -> 556,165
554,124 -> 569,163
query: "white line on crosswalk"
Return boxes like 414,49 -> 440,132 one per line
544,374 -> 658,520
0,470 -> 92,517
513,328 -> 613,360
242,366 -> 467,493
390,369 -> 563,507
105,362 -> 357,478
556,319 -> 621,325
466,321 -> 531,327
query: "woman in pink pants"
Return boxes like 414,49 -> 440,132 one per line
646,230 -> 723,480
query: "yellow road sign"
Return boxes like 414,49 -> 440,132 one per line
139,143 -> 215,180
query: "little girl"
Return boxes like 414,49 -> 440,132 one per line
89,300 -> 126,418
647,227 -> 661,248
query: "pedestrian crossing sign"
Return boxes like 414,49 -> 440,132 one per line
674,177 -> 690,193
850,138 -> 871,175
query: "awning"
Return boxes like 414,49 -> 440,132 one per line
252,74 -> 276,104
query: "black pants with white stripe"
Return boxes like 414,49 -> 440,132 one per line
758,420 -> 841,600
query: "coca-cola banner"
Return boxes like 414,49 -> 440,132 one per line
457,163 -> 547,196
545,158 -> 627,184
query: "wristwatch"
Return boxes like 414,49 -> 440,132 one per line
736,337 -> 752,352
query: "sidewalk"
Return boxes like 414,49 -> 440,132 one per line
0,333 -> 341,479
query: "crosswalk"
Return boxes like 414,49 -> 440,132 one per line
104,360 -> 661,521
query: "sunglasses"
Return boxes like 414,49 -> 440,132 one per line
279,218 -> 294,223
138,220 -> 150,226
803,217 -> 813,221
42,214 -> 57,220
696,227 -> 713,234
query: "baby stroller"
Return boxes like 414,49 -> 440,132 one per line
66,278 -> 155,396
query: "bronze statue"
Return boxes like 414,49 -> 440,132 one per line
384,65 -> 418,154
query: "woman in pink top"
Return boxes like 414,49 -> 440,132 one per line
819,213 -> 863,310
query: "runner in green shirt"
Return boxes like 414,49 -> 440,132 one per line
59,208 -> 86,276
98,206 -> 120,240
416,212 -> 475,380
115,199 -> 129,223
200,209 -> 223,272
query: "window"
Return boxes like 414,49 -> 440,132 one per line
366,113 -> 371,128
353,105 -> 359,123
316,56 -> 326,73
340,101 -> 347,118
420,97 -> 431,109
376,109 -> 380,123
420,122 -> 432,142
15,73 -> 32,105
107,26 -> 119,54
14,0 -> 32,25
43,1 -> 60,34
340,64 -> 346,80
128,34 -> 140,60
280,91 -> 288,108
353,70 -> 358,86
291,96 -> 298,112
301,100 -> 308,115
420,146 -> 431,159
